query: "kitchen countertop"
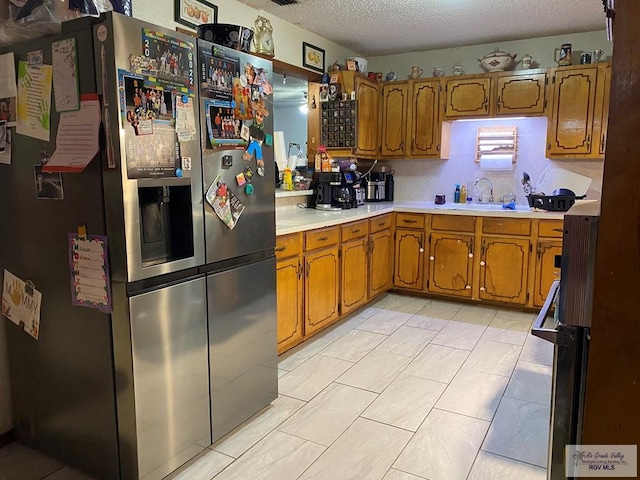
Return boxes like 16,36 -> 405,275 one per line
276,201 -> 569,236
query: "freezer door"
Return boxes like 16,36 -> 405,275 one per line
129,276 -> 210,480
207,257 -> 278,441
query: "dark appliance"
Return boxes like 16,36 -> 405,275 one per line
531,201 -> 600,480
315,171 -> 342,211
385,169 -> 395,202
196,23 -> 254,52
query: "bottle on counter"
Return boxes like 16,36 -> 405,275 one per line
283,168 -> 293,191
460,184 -> 467,204
454,184 -> 461,203
385,169 -> 395,202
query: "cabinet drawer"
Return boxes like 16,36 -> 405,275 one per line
482,218 -> 531,236
431,214 -> 476,233
341,220 -> 370,242
395,213 -> 425,229
275,233 -> 302,259
370,214 -> 393,233
305,227 -> 340,251
538,220 -> 564,238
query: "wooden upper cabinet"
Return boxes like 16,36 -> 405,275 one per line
444,76 -> 492,119
595,64 -> 611,155
380,82 -> 409,157
547,65 -> 598,156
409,79 -> 441,157
354,76 -> 380,157
495,71 -> 547,116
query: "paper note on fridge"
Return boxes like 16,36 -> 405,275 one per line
16,61 -> 52,142
43,94 -> 100,173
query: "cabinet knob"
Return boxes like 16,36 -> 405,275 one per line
480,260 -> 486,266
429,256 -> 435,261
480,287 -> 486,291
466,285 -> 472,290
419,248 -> 424,253
468,253 -> 473,259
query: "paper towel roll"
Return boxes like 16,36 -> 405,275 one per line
273,131 -> 287,170
480,154 -> 513,171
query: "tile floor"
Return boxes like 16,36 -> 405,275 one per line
0,293 -> 554,480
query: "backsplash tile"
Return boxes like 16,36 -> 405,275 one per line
387,117 -> 603,205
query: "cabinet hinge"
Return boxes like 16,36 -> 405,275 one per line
426,279 -> 429,289
545,76 -> 548,85
544,99 -> 547,108
529,244 -> 533,252
526,292 -> 530,302
428,233 -> 432,243
338,249 -> 342,258
552,75 -> 556,84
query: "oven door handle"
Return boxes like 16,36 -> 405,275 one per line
531,280 -> 570,345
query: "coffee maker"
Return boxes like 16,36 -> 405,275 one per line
315,172 -> 343,211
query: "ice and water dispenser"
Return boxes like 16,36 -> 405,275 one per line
138,183 -> 194,267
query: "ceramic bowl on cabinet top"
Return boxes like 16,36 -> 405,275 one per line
478,47 -> 517,72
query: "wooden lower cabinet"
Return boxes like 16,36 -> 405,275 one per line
276,256 -> 303,354
369,229 -> 393,297
479,236 -> 530,305
532,240 -> 562,307
304,245 -> 340,336
428,232 -> 474,298
341,237 -> 369,316
394,228 -> 425,290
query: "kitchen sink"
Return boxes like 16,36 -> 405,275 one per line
430,203 -> 532,212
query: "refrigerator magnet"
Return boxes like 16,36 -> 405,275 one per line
235,172 -> 246,187
256,166 -> 265,177
243,167 -> 254,180
245,183 -> 254,196
181,156 -> 192,171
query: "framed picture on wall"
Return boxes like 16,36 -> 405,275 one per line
302,42 -> 325,73
175,0 -> 218,29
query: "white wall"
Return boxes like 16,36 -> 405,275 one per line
369,30 -> 610,79
133,0 -> 360,72
274,105 -> 308,162
387,117 -> 603,205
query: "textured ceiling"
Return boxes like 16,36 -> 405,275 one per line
237,0 -> 605,56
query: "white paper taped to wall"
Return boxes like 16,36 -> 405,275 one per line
480,154 -> 513,171
273,131 -> 287,171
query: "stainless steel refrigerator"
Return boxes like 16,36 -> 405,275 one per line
0,13 -> 210,480
532,201 -> 599,480
196,39 -> 278,443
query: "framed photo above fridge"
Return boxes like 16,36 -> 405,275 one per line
302,42 -> 325,73
175,0 -> 218,29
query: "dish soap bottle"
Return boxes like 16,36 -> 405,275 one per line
460,184 -> 467,204
454,184 -> 461,203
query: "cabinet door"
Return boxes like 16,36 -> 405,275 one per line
444,77 -> 492,119
380,82 -> 408,157
596,65 -> 611,155
394,228 -> 425,290
479,236 -> 530,305
428,232 -> 474,298
496,72 -> 547,116
354,76 -> 380,156
304,246 -> 340,336
341,238 -> 369,316
369,229 -> 393,297
276,256 -> 303,354
532,240 -> 562,307
547,66 -> 598,156
409,79 -> 441,157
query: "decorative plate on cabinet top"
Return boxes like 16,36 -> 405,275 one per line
478,47 -> 517,72
385,70 -> 398,81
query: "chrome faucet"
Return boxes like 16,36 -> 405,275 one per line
473,177 -> 494,203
